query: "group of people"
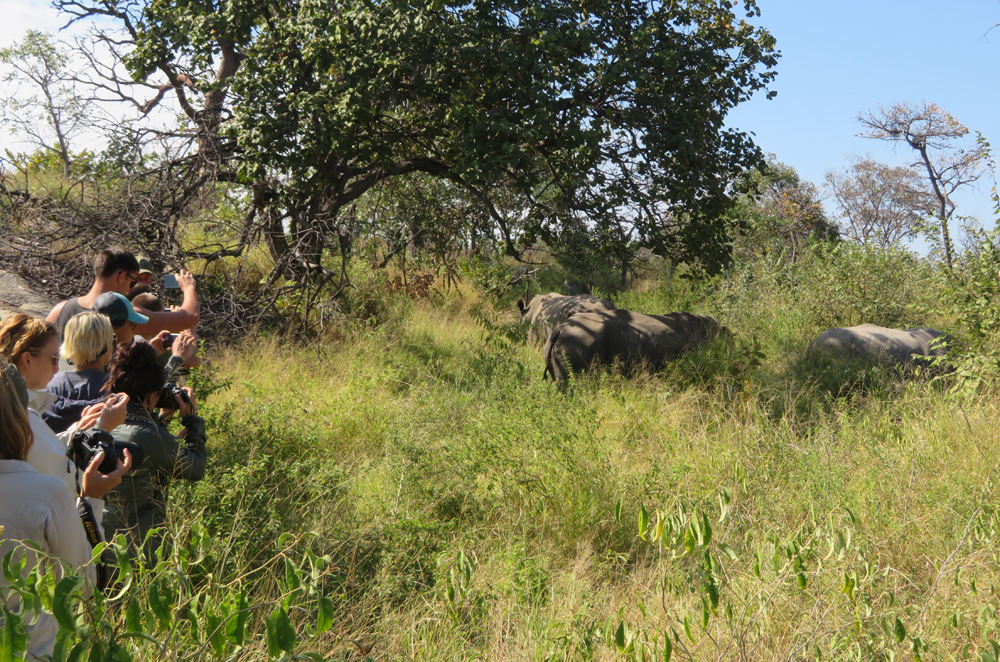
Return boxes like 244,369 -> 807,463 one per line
0,247 -> 208,656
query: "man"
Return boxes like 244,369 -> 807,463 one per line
136,257 -> 155,288
48,248 -> 200,338
47,247 -> 140,337
92,292 -> 148,345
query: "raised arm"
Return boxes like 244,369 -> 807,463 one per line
134,270 -> 201,335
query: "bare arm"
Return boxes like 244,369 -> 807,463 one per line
46,300 -> 66,324
134,270 -> 200,335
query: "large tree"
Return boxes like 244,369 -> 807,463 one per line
859,102 -> 986,269
825,158 -> 933,250
55,0 -> 778,280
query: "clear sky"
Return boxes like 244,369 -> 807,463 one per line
2,0 -> 998,234
725,0 -> 1000,232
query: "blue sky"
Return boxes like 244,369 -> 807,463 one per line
2,0 -> 998,235
726,0 -> 1000,231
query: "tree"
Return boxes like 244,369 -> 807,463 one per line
0,31 -> 98,177
859,102 -> 987,269
729,159 -> 839,261
55,0 -> 779,281
825,158 -> 933,250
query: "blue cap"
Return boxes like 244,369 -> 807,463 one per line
94,292 -> 149,326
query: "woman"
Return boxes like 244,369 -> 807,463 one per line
43,311 -> 114,433
102,341 -> 206,550
0,360 -> 95,656
0,314 -> 130,518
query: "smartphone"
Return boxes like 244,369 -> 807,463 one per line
162,333 -> 177,349
163,274 -> 180,289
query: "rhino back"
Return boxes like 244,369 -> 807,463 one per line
809,324 -> 947,363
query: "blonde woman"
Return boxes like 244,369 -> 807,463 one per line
0,314 -> 131,512
43,312 -> 115,433
0,360 -> 95,656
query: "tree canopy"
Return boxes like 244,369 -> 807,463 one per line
52,0 -> 778,278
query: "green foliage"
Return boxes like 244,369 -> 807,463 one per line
0,528 -> 337,661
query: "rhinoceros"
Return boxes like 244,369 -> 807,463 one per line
517,293 -> 616,344
807,324 -> 949,365
543,310 -> 728,380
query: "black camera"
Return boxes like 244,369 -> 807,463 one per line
162,333 -> 177,349
66,429 -> 145,474
156,382 -> 190,410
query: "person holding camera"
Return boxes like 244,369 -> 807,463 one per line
0,360 -> 98,657
100,341 -> 207,552
0,314 -> 132,514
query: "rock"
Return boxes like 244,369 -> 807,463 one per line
0,270 -> 55,320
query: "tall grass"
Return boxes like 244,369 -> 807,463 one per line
148,243 -> 1000,660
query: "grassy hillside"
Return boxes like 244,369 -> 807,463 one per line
131,244 -> 1000,661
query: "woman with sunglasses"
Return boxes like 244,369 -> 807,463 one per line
0,314 -> 132,519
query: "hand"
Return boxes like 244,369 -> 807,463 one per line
80,448 -> 133,499
175,269 -> 196,292
149,330 -> 171,354
172,330 -> 200,367
176,386 -> 196,417
76,403 -> 104,431
96,393 -> 129,431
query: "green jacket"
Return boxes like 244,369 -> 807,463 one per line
102,403 -> 207,551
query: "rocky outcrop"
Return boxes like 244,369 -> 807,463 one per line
0,270 -> 55,320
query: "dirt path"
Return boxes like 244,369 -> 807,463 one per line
0,270 -> 55,320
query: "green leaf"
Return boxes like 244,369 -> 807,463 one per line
53,575 -> 84,633
226,590 -> 248,645
638,505 -> 649,540
148,580 -> 172,628
316,596 -> 334,635
683,614 -> 693,642
614,621 -> 626,653
893,617 -> 906,643
1,605 -> 28,661
701,513 -> 712,546
662,632 -> 672,662
614,496 -> 623,524
125,598 -> 144,634
268,607 -> 296,653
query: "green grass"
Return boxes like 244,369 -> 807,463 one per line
151,253 -> 1000,661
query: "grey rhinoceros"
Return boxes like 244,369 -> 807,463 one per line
543,310 -> 728,380
517,293 -> 616,344
807,323 -> 950,365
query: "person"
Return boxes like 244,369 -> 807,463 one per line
93,291 -> 149,345
47,247 -> 142,338
101,341 -> 206,552
47,247 -> 200,340
136,257 -> 155,288
43,312 -> 200,432
42,312 -> 116,433
0,314 -> 131,526
0,360 -> 97,657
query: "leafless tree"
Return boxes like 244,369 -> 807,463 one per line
859,102 -> 987,269
825,157 -> 933,250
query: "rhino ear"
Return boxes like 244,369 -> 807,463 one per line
517,299 -> 526,313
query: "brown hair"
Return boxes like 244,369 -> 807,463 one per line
0,359 -> 33,460
0,314 -> 58,366
94,247 -> 139,279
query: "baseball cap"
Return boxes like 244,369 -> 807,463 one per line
137,257 -> 153,275
94,292 -> 149,327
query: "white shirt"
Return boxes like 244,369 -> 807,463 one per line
0,459 -> 95,656
25,390 -> 105,532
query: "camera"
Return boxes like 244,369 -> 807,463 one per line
66,429 -> 145,474
156,382 -> 190,410
162,333 -> 177,349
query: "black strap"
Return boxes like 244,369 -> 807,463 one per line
76,497 -> 110,590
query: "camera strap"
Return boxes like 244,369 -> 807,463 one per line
76,496 -> 111,590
